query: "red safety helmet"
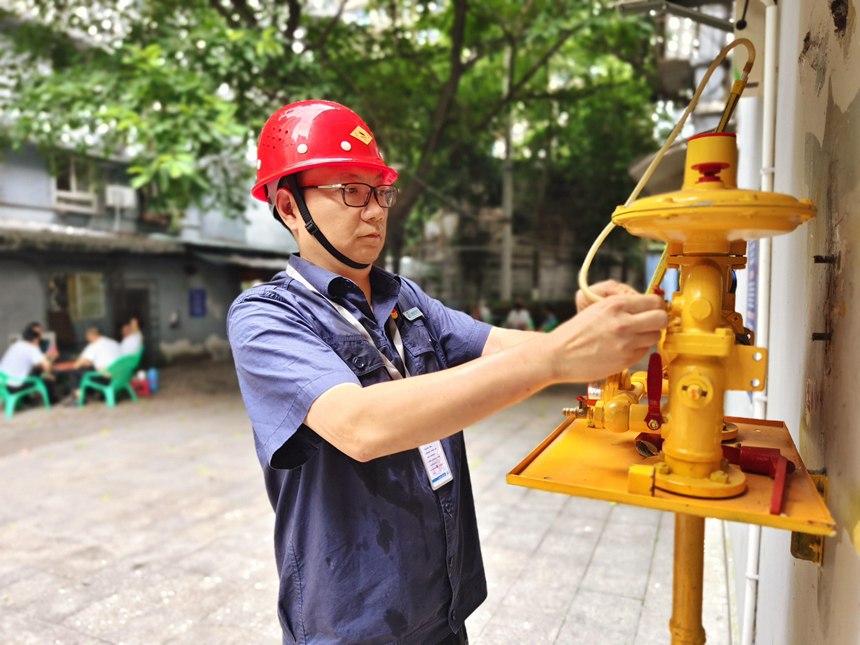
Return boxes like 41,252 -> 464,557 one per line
251,99 -> 398,202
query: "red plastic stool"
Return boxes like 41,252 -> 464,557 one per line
131,378 -> 151,397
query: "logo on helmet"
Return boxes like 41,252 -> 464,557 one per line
350,126 -> 373,145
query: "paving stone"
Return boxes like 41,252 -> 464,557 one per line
557,588 -> 642,644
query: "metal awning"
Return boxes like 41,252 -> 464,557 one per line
191,250 -> 290,271
0,219 -> 183,254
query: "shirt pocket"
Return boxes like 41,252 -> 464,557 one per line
400,319 -> 442,375
323,335 -> 388,383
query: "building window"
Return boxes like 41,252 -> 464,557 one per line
67,272 -> 106,320
54,155 -> 99,214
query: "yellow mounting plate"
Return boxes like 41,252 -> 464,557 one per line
507,416 -> 835,536
611,189 -> 816,243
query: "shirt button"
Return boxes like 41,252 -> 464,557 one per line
443,502 -> 453,515
451,610 -> 457,622
352,356 -> 366,369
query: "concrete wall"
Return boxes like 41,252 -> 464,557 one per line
0,258 -> 48,344
118,256 -> 240,361
243,199 -> 299,254
182,196 -> 298,255
0,252 -> 240,364
728,3 -> 860,644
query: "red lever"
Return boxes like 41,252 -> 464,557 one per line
644,353 -> 664,430
769,456 -> 790,515
692,161 -> 730,183
634,436 -> 794,512
723,445 -> 795,514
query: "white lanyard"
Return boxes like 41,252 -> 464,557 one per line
286,263 -> 453,490
286,264 -> 408,380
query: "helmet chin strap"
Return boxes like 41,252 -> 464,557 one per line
283,175 -> 370,270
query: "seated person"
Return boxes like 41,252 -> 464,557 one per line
0,324 -> 57,401
504,300 -> 534,330
64,327 -> 122,404
120,318 -> 144,356
538,307 -> 560,332
24,321 -> 57,356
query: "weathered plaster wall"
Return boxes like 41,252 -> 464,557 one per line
755,1 -> 860,643
0,258 -> 47,344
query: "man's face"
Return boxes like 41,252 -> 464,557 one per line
276,166 -> 389,271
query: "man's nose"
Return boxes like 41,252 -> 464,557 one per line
361,199 -> 387,221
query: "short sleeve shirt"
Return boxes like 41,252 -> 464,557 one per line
0,340 -> 44,386
227,256 -> 492,645
81,337 -> 121,371
120,332 -> 143,356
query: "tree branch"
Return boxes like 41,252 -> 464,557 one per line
310,0 -> 346,51
387,0 -> 469,268
208,0 -> 241,28
286,0 -> 302,41
516,81 -> 628,103
228,0 -> 257,27
464,17 -> 594,146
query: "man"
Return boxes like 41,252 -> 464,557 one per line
227,100 -> 667,645
120,318 -> 144,356
64,327 -> 121,404
504,300 -> 534,331
23,321 -> 54,354
0,325 -> 55,399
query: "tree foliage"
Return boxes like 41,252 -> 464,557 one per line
0,0 -> 657,269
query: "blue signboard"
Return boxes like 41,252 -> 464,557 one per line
189,288 -> 207,318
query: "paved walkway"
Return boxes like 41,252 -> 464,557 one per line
0,361 -> 734,644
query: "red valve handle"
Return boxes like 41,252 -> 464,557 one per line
691,161 -> 730,183
644,352 -> 664,430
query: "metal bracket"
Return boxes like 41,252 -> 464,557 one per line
790,474 -> 829,565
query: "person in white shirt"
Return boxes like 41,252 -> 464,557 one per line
504,301 -> 534,331
0,324 -> 58,403
64,327 -> 122,405
120,318 -> 144,356
0,327 -> 52,387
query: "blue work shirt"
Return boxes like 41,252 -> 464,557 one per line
227,255 -> 491,645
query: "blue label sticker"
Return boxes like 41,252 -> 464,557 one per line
403,307 -> 423,321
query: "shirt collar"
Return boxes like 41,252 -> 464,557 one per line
287,255 -> 402,317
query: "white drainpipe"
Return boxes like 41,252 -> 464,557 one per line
742,2 -> 778,645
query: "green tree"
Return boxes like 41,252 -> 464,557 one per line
1,0 -> 656,270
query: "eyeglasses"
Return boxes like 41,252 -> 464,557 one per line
302,182 -> 399,208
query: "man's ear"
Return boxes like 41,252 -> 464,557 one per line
274,188 -> 301,235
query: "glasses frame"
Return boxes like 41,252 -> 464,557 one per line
302,182 -> 399,209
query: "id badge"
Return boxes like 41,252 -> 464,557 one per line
418,441 -> 454,490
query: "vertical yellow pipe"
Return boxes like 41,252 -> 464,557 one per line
663,261 -> 726,480
670,513 -> 707,645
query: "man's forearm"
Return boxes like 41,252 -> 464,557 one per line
481,326 -> 540,356
307,335 -> 557,461
307,292 -> 668,462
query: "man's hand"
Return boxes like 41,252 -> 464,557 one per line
547,293 -> 667,383
575,280 -> 639,313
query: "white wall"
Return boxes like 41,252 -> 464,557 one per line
734,2 -> 860,643
243,199 -> 299,254
0,146 -> 55,222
